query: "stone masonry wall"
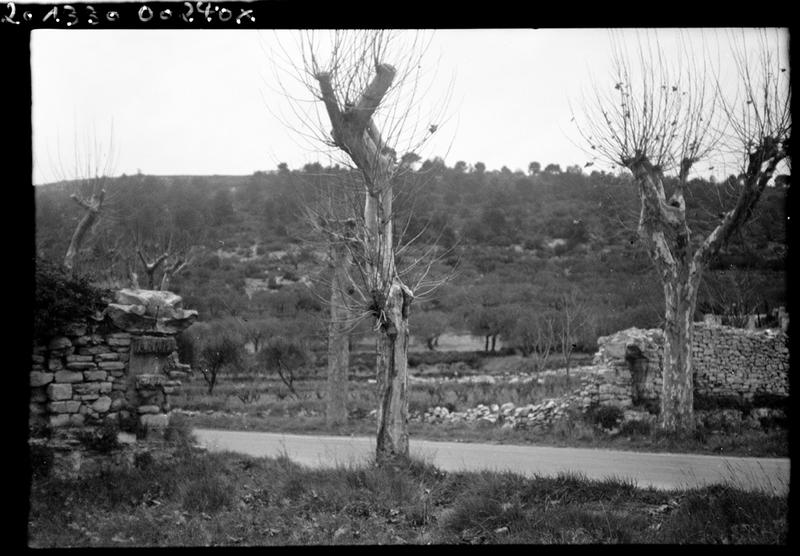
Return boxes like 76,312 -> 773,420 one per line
30,289 -> 196,478
692,325 -> 788,398
31,322 -> 133,430
30,322 -> 187,432
582,322 -> 789,409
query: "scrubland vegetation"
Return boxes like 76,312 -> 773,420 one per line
35,163 -> 787,385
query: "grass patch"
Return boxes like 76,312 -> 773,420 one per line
29,450 -> 787,546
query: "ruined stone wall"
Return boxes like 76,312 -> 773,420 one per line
30,289 -> 196,478
30,323 -> 189,433
31,323 -> 133,430
584,323 -> 789,408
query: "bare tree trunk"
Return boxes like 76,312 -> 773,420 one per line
565,351 -> 572,387
660,278 -> 700,433
63,190 -> 105,275
326,242 -> 350,427
375,278 -> 412,463
312,54 -> 418,463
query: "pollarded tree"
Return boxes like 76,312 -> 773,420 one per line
57,127 -> 117,277
574,29 -> 790,433
274,30 -> 449,462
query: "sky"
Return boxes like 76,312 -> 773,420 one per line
30,28 -> 788,185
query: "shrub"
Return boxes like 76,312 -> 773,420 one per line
78,421 -> 120,454
408,351 -> 481,367
751,393 -> 789,412
33,257 -> 111,340
619,419 -> 652,436
759,413 -> 788,431
694,394 -> 751,414
586,404 -> 624,430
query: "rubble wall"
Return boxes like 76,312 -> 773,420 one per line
583,323 -> 789,408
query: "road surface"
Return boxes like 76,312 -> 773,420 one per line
193,428 -> 789,495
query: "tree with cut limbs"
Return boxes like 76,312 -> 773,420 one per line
574,30 -> 790,433
64,188 -> 105,276
278,31 -> 447,462
60,128 -> 116,277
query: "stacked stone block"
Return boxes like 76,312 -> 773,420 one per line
30,325 -> 132,430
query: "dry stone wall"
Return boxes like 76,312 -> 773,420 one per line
584,322 -> 789,409
31,326 -> 134,430
30,289 -> 196,478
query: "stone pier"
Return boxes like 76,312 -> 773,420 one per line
30,289 -> 197,477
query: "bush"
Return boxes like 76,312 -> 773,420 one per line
33,257 -> 111,340
586,404 -> 624,430
693,394 -> 750,414
619,419 -> 652,436
78,421 -> 121,454
408,351 -> 481,367
751,393 -> 789,412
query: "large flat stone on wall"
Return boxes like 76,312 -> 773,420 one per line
73,382 -> 113,396
106,289 -> 197,335
30,372 -> 54,387
91,396 -> 113,413
47,383 -> 72,401
139,414 -> 169,429
54,371 -> 85,383
83,370 -> 108,382
48,400 -> 81,414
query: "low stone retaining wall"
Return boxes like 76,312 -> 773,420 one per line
411,398 -> 578,431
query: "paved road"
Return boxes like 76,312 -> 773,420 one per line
193,428 -> 790,495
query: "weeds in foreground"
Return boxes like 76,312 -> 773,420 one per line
28,451 -> 787,547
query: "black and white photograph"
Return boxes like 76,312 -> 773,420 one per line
12,5 -> 790,545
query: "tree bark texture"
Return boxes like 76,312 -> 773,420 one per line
659,279 -> 699,433
375,278 -> 412,463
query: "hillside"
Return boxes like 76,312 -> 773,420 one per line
34,162 -> 787,352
